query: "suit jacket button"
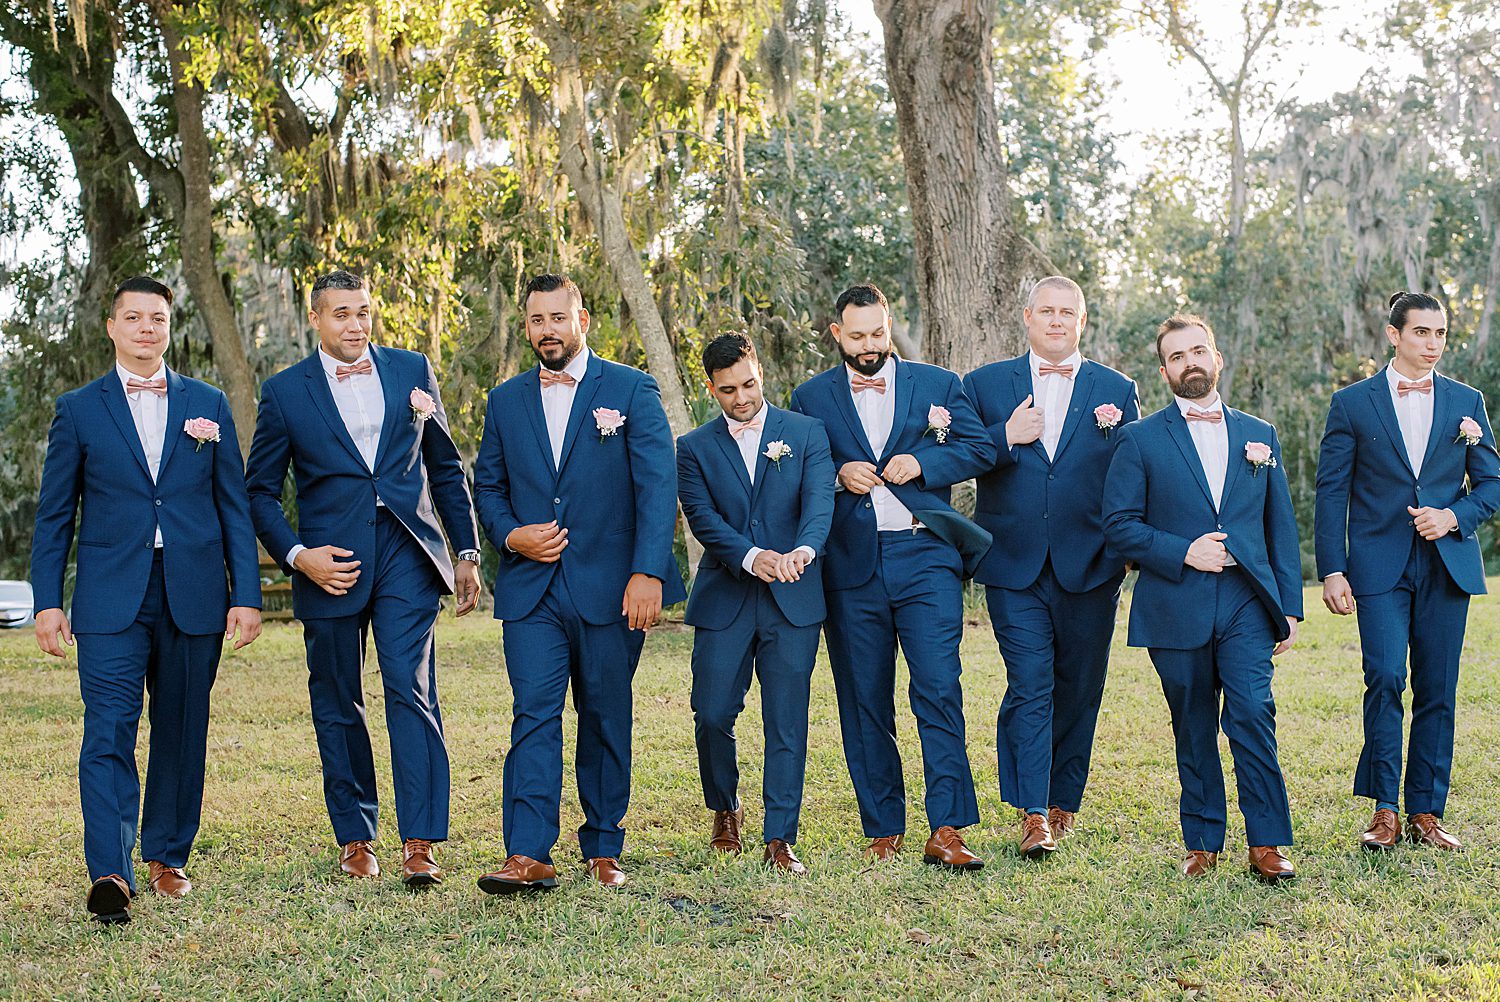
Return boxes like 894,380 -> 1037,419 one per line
367,519 -> 375,526
154,498 -> 162,506
1048,474 -> 1055,481
751,519 -> 759,526
864,501 -> 872,508
553,497 -> 561,505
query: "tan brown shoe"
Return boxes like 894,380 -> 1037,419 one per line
86,873 -> 132,925
477,854 -> 558,894
923,826 -> 984,871
864,834 -> 904,863
401,839 -> 443,887
1047,806 -> 1077,838
1019,812 -> 1057,860
585,857 -> 627,887
710,806 -> 745,854
1407,813 -> 1461,850
1248,846 -> 1295,883
339,840 -> 380,879
1360,809 -> 1401,851
763,839 -> 807,876
147,861 -> 191,898
1180,850 -> 1218,877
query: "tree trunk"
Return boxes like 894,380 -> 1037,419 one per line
874,0 -> 1053,374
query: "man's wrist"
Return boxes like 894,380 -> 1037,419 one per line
1323,571 -> 1345,580
741,546 -> 764,574
458,548 -> 481,565
286,543 -> 306,569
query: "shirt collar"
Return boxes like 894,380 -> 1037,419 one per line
1387,362 -> 1435,391
1029,350 -> 1083,378
845,354 -> 896,386
1175,393 -> 1223,418
724,400 -> 770,432
319,347 -> 372,378
541,347 -> 591,386
116,361 -> 168,393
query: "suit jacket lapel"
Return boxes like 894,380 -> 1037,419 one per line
369,345 -> 407,471
1011,362 -> 1047,464
1050,360 -> 1096,463
1222,407 -> 1246,505
1164,406 -> 1216,510
556,352 -> 604,476
98,376 -> 153,481
157,369 -> 187,478
1418,374 -> 1455,475
1367,369 -> 1415,478
522,368 -> 558,474
749,406 -> 781,506
882,359 -> 916,463
829,372 -> 877,462
711,415 -> 753,495
303,354 -> 368,468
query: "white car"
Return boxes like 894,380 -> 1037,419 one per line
0,580 -> 35,628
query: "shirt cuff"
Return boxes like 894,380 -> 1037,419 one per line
741,546 -> 764,574
286,543 -> 306,569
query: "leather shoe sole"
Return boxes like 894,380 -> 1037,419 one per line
1021,842 -> 1057,861
477,873 -> 557,895
1248,866 -> 1296,885
402,870 -> 442,888
86,878 -> 131,925
921,854 -> 984,871
1360,837 -> 1398,852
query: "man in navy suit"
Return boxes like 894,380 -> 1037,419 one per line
32,276 -> 262,923
789,283 -> 995,870
473,273 -> 684,893
677,333 -> 835,875
963,276 -> 1139,858
1103,314 -> 1303,883
245,270 -> 481,887
1315,292 -> 1500,852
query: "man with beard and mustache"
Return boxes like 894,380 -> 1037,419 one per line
472,273 -> 684,892
789,283 -> 995,869
1103,315 -> 1303,883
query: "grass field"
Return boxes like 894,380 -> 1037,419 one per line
3,585 -> 1500,1000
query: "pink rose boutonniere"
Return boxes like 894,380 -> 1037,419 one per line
410,388 -> 437,421
594,407 -> 626,442
1245,441 -> 1276,477
1094,403 -> 1123,438
764,440 -> 792,469
183,417 -> 221,452
925,404 -> 952,443
1456,417 -> 1483,446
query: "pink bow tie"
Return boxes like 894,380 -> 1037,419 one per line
728,414 -> 765,440
1397,380 -> 1432,397
539,367 -> 578,387
126,377 -> 167,397
851,375 -> 887,394
335,359 -> 373,381
1186,409 -> 1223,424
1038,362 -> 1074,378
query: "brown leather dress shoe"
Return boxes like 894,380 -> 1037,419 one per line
763,839 -> 807,876
1180,850 -> 1218,877
586,857 -> 627,887
477,854 -> 558,894
339,840 -> 380,879
923,826 -> 984,871
1407,813 -> 1462,850
147,861 -> 191,898
1360,809 -> 1401,851
1019,812 -> 1057,860
1047,806 -> 1076,838
710,806 -> 745,854
86,874 -> 132,924
1247,846 -> 1295,883
401,839 -> 443,887
865,834 -> 904,863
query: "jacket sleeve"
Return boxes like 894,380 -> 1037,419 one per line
243,380 -> 301,574
626,373 -> 682,584
211,391 -> 262,609
1312,393 -> 1355,579
676,435 -> 753,577
29,396 -> 83,612
1102,427 -> 1192,582
963,369 -> 1017,471
911,370 -> 997,488
1264,427 -> 1304,620
793,420 -> 836,556
417,357 -> 479,554
1450,390 -> 1500,538
473,389 -> 522,558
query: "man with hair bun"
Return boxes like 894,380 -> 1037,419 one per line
1315,292 -> 1500,852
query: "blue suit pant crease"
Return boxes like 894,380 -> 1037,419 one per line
822,529 -> 980,838
75,553 -> 224,891
301,508 -> 448,845
987,559 -> 1121,815
690,585 -> 820,844
500,573 -> 645,864
1353,537 -> 1468,816
1148,567 -> 1293,852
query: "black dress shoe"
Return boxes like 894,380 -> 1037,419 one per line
87,874 -> 132,925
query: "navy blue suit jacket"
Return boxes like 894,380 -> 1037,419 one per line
473,352 -> 686,626
789,358 -> 995,587
1314,368 -> 1500,596
964,355 -> 1139,592
31,370 -> 261,635
244,346 -> 478,619
677,405 -> 835,630
1103,403 -> 1304,650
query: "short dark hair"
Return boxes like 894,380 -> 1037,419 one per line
111,276 -> 173,315
833,283 -> 889,322
311,269 -> 367,311
1155,313 -> 1216,364
524,273 -> 583,310
1387,291 -> 1445,332
702,333 -> 758,378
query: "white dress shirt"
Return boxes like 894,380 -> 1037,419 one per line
1386,363 -> 1435,478
541,348 -> 592,468
1029,349 -> 1082,460
118,361 -> 168,547
725,403 -> 815,573
848,357 -> 920,531
1176,393 -> 1229,511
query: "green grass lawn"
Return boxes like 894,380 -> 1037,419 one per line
3,585 -> 1500,1000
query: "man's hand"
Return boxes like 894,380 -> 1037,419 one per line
454,558 -> 482,617
1322,573 -> 1356,616
837,461 -> 884,495
226,607 -> 262,650
881,454 -> 922,486
506,522 -> 569,563
750,549 -> 784,583
622,572 -> 663,631
34,608 -> 73,658
1184,531 -> 1230,573
1273,617 -> 1300,656
1408,505 -> 1458,541
293,545 -> 363,596
1005,394 -> 1045,447
776,549 -> 812,582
